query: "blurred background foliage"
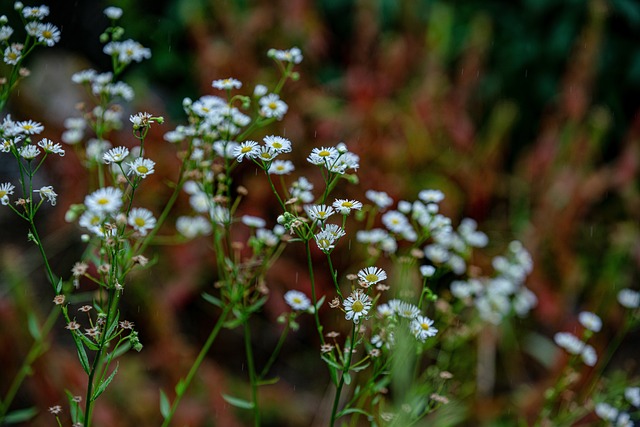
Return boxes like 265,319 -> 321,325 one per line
1,0 -> 640,425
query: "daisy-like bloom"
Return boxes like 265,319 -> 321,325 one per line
106,81 -> 135,101
382,210 -> 411,234
16,120 -> 44,135
130,112 -> 153,130
22,5 -> 49,19
358,266 -> 387,286
323,224 -> 346,240
617,288 -> 640,309
268,159 -> 295,175
103,146 -> 130,164
253,146 -> 277,163
307,146 -> 338,165
418,189 -> 445,203
25,21 -> 39,36
397,301 -> 420,319
263,135 -> 292,153
554,332 -> 584,355
71,68 -> 97,84
35,22 -> 60,46
34,186 -> 57,206
253,84 -> 268,97
86,138 -> 112,162
625,387 -> 640,407
84,187 -> 123,215
332,199 -> 363,215
0,26 -> 14,42
578,311 -> 602,333
268,47 -> 303,64
78,210 -> 104,233
365,190 -> 394,210
3,44 -> 22,65
411,315 -> 438,342
581,344 -> 597,367
232,140 -> 258,162
256,228 -> 278,246
18,145 -> 40,160
176,216 -> 211,239
315,229 -> 337,253
37,138 -> 65,156
241,215 -> 266,228
420,265 -> 436,278
212,78 -> 242,90
377,303 -> 393,317
595,403 -> 618,422
284,290 -> 311,311
305,204 -> 335,221
104,6 -> 123,19
343,290 -> 372,324
0,182 -> 15,205
259,94 -> 288,119
128,207 -> 156,235
103,39 -> 151,64
127,157 -> 155,178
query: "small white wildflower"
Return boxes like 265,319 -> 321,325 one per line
212,78 -> 242,90
581,344 -> 597,367
254,84 -> 268,97
35,22 -> 60,46
18,145 -> 40,160
418,189 -> 445,203
34,186 -> 57,206
22,5 -> 49,20
595,402 -> 618,421
396,301 -> 420,319
84,187 -> 123,215
284,290 -> 311,311
268,159 -> 295,175
357,266 -> 387,286
365,189 -> 393,210
128,208 -> 156,235
343,290 -> 372,324
263,135 -> 291,153
305,204 -> 335,221
127,157 -> 155,178
103,146 -> 130,164
241,215 -> 266,228
578,311 -> 602,333
554,332 -> 584,355
259,94 -> 288,119
307,146 -> 338,165
0,182 -> 16,205
233,140 -> 259,162
617,288 -> 640,309
624,387 -> 640,407
268,46 -> 303,64
16,120 -> 44,135
3,44 -> 22,65
176,216 -> 211,238
37,138 -> 65,156
420,265 -> 436,278
332,199 -> 363,215
411,315 -> 438,342
104,6 -> 123,19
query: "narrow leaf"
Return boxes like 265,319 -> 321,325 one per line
73,336 -> 91,374
56,278 -> 63,293
3,407 -> 38,424
256,376 -> 280,386
202,292 -> 223,308
343,372 -> 352,385
321,354 -> 343,370
91,363 -> 119,401
221,394 -> 254,409
27,313 -> 41,341
159,389 -> 170,419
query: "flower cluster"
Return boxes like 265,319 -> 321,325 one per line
553,311 -> 602,367
450,240 -> 536,324
595,386 -> 639,427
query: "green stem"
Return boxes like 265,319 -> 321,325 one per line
244,319 -> 260,427
259,320 -> 290,379
160,306 -> 231,427
326,253 -> 343,298
330,322 -> 357,426
305,240 -> 325,345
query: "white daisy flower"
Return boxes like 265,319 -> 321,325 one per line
420,265 -> 436,278
418,189 -> 445,203
305,204 -> 335,221
34,186 -> 57,206
86,138 -> 112,162
0,26 -> 14,42
268,159 -> 295,175
396,301 -> 420,319
365,189 -> 393,209
332,199 -> 363,215
22,5 -> 49,20
37,138 -> 65,156
382,210 -> 411,234
617,288 -> 640,309
253,146 -> 277,163
127,157 -> 155,178
554,332 -> 584,355
578,311 -> 602,333
376,303 -> 393,317
343,290 -> 372,324
103,39 -> 151,65
357,266 -> 387,286
18,145 -> 40,160
268,47 -> 303,64
84,187 -> 123,215
263,135 -> 291,153
212,78 -> 242,90
307,146 -> 338,165
625,387 -> 640,407
233,140 -> 259,162
71,68 -> 97,84
241,215 -> 266,228
259,94 -> 288,120
35,22 -> 60,46
284,290 -> 311,311
581,344 -> 597,367
103,146 -> 130,164
323,224 -> 346,240
595,403 -> 618,422
78,210 -> 104,231
3,44 -> 22,65
128,207 -> 156,235
314,229 -> 337,253
254,84 -> 268,97
16,120 -> 44,135
411,315 -> 438,342
0,182 -> 15,205
176,216 -> 211,239
104,6 -> 123,19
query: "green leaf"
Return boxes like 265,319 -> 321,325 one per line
77,331 -> 100,351
337,407 -> 373,418
256,376 -> 280,386
343,372 -> 351,385
202,292 -> 223,308
91,363 -> 119,401
221,394 -> 254,409
73,336 -> 91,374
3,407 -> 38,424
159,389 -> 170,419
321,354 -> 343,370
315,295 -> 326,311
246,296 -> 268,314
104,311 -> 120,341
27,313 -> 41,341
56,278 -> 63,293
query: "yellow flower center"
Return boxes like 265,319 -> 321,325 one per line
420,322 -> 431,331
260,152 -> 271,159
272,142 -> 282,149
241,146 -> 253,153
97,197 -> 109,205
268,102 -> 278,110
134,217 -> 146,227
352,300 -> 364,313
43,30 -> 52,38
137,165 -> 149,174
364,273 -> 378,283
319,150 -> 331,157
341,201 -> 353,208
0,191 -> 6,197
